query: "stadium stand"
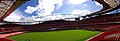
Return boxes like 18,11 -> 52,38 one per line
1,13 -> 120,32
88,28 -> 120,41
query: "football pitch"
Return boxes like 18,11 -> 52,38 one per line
9,30 -> 101,41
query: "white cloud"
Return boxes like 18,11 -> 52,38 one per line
54,0 -> 63,9
71,9 -> 91,16
24,0 -> 64,21
32,9 -> 92,21
68,0 -> 88,4
18,17 -> 35,22
25,6 -> 37,14
95,1 -> 103,7
31,14 -> 80,21
23,0 -> 92,21
24,0 -> 63,16
83,4 -> 87,6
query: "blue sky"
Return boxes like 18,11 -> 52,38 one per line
4,0 -> 103,22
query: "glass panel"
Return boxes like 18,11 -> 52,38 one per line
0,1 -> 14,18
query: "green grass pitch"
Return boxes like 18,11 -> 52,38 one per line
9,30 -> 101,41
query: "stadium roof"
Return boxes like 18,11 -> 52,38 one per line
87,0 -> 120,16
0,0 -> 119,25
0,0 -> 27,21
